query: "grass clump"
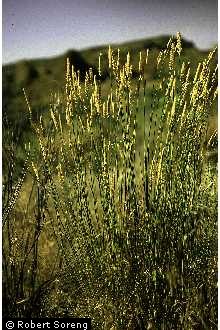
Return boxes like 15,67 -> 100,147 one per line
3,33 -> 217,329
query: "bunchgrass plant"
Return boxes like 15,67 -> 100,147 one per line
3,33 -> 217,328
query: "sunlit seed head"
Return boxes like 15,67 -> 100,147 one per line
108,45 -> 112,69
157,51 -> 163,68
98,52 -> 103,76
176,32 -> 182,56
117,48 -> 120,68
145,49 -> 149,65
138,51 -> 142,73
169,43 -> 175,71
31,162 -> 40,183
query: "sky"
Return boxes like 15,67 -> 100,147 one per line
3,0 -> 218,64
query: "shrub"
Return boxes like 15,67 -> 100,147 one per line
3,33 -> 217,328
